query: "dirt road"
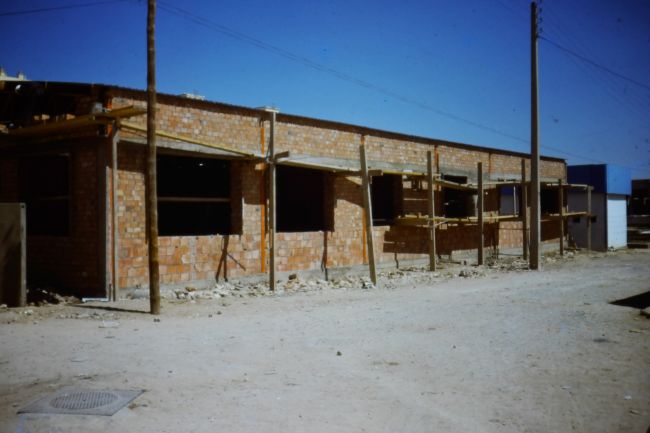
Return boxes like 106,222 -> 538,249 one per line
1,250 -> 649,433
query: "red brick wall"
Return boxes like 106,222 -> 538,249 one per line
106,90 -> 567,290
1,87 -> 568,295
0,144 -> 102,294
115,146 -> 266,288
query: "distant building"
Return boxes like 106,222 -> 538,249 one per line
628,179 -> 650,248
568,164 -> 631,251
0,68 -> 28,82
630,179 -> 650,216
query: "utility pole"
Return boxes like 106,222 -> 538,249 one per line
147,0 -> 161,314
530,1 -> 541,270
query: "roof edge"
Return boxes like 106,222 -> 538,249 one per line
3,80 -> 565,163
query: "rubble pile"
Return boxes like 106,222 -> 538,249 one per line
27,287 -> 79,306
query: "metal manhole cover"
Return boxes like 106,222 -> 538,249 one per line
18,388 -> 143,416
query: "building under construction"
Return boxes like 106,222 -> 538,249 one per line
0,81 -> 587,299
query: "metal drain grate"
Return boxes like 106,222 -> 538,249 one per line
50,391 -> 119,410
19,388 -> 143,416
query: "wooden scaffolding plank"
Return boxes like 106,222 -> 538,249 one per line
4,106 -> 146,139
542,211 -> 587,221
394,213 -> 520,227
120,121 -> 260,158
435,179 -> 477,191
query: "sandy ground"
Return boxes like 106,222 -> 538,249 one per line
1,249 -> 649,433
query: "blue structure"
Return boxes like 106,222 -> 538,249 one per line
568,164 -> 631,195
568,164 -> 631,250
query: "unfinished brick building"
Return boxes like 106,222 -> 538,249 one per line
0,81 -> 568,298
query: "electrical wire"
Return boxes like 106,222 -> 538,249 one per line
542,25 -> 649,120
157,1 -> 650,173
0,0 -> 127,17
3,0 -> 648,173
540,36 -> 650,92
156,1 -> 530,146
159,1 -> 650,174
488,1 -> 650,172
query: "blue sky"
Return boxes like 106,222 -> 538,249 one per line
1,0 -> 649,178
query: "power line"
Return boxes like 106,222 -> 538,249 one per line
6,0 -> 646,172
493,1 -> 650,117
540,11 -> 650,119
156,1 -> 529,146
543,27 -> 649,119
0,0 -> 126,17
157,1 -> 650,173
540,36 -> 650,92
491,0 -> 527,18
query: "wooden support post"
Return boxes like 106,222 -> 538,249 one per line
521,159 -> 528,260
587,186 -> 592,251
558,178 -> 564,256
427,151 -> 436,271
259,124 -> 266,273
98,136 -> 108,299
146,0 -> 160,314
360,143 -> 377,286
111,128 -> 120,301
268,110 -> 277,291
477,162 -> 484,265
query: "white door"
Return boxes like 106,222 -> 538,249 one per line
606,196 -> 627,248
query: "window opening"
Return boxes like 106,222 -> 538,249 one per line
157,154 -> 231,236
371,174 -> 403,225
540,187 -> 559,214
20,154 -> 70,236
442,175 -> 475,218
276,166 -> 330,232
499,185 -> 521,215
